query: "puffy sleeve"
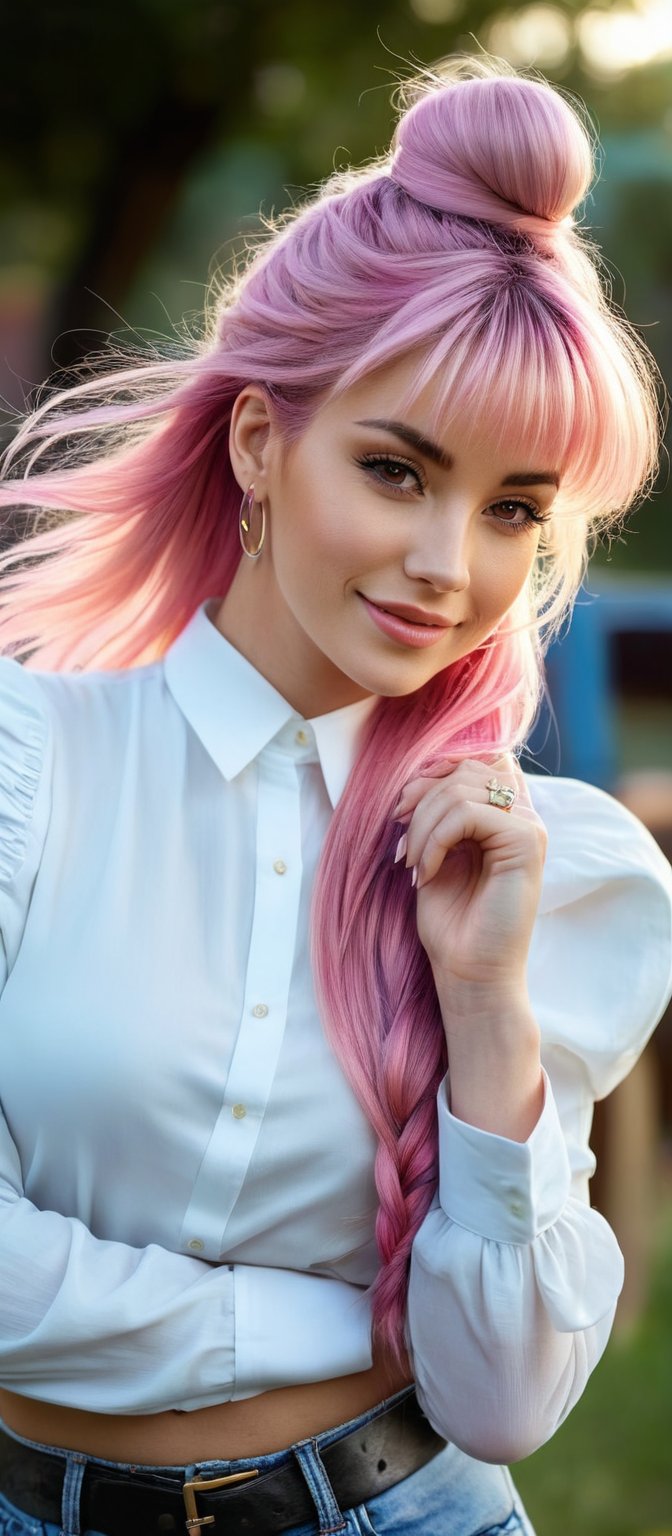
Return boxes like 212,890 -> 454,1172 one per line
407,776 -> 672,1465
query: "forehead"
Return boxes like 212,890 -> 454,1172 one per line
326,352 -> 564,479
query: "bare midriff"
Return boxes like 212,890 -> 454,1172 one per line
0,1349 -> 413,1465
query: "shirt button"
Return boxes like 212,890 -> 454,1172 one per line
187,1238 -> 204,1252
273,859 -> 287,875
232,1103 -> 247,1120
509,1199 -> 524,1218
252,1003 -> 269,1018
295,728 -> 309,746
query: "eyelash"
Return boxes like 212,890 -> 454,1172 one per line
355,453 -> 550,535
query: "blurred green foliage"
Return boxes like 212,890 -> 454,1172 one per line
515,1198 -> 672,1534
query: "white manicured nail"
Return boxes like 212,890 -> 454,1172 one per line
394,834 -> 407,864
411,865 -> 418,888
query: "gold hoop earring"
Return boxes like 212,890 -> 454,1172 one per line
239,484 -> 266,560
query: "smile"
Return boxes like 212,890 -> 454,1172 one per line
358,594 -> 453,649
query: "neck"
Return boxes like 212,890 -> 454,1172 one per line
210,565 -> 373,719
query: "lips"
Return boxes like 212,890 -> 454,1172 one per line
358,594 -> 453,650
365,599 -> 453,628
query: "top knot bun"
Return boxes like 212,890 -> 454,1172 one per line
389,63 -> 594,240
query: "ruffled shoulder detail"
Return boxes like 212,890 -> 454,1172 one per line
0,657 -> 50,888
525,774 -> 672,1098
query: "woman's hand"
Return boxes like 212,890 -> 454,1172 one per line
395,753 -> 547,1138
394,753 -> 547,990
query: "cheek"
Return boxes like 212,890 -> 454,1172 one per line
478,539 -> 537,611
277,480 -> 385,584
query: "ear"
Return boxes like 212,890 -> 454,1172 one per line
229,387 -> 276,497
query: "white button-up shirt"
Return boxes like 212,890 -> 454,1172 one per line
0,597 -> 670,1461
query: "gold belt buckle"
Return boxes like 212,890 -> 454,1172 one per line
182,1467 -> 260,1533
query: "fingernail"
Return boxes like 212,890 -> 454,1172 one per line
411,865 -> 418,888
394,833 -> 407,864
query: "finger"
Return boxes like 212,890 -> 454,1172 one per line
393,755 -> 512,817
482,782 -> 541,824
484,755 -> 548,829
506,801 -> 545,823
414,800 -> 542,888
393,754 -> 531,823
484,751 -> 517,770
502,755 -> 536,813
480,754 -> 536,816
392,770 -> 458,818
404,779 -> 475,867
403,773 -> 543,871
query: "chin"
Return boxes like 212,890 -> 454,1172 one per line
351,667 -> 437,700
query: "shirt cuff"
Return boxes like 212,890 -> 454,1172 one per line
437,1067 -> 572,1244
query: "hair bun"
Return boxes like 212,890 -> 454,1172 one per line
389,67 -> 594,241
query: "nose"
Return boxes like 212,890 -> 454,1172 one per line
403,504 -> 471,592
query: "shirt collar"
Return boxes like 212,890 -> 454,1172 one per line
163,598 -> 377,808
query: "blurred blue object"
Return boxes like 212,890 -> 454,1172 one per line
523,575 -> 672,788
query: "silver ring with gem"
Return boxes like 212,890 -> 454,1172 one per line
486,777 -> 517,812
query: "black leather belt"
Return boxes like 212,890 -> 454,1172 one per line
0,1388 -> 447,1536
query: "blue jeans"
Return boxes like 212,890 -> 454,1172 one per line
0,1385 -> 536,1536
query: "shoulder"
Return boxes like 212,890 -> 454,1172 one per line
0,651 -> 49,724
0,656 -> 163,886
524,773 -> 672,1096
24,654 -> 164,749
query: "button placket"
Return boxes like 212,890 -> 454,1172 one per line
179,750 -> 303,1259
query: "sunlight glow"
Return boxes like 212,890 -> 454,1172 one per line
485,5 -> 572,69
578,1 -> 672,77
484,0 -> 672,77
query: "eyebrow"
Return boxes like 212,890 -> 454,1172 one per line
354,418 -> 560,489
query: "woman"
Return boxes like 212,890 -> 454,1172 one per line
0,53 -> 670,1536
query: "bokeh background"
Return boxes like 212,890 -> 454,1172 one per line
1,3 -> 671,1531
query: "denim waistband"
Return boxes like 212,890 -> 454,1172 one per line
0,1384 -> 424,1536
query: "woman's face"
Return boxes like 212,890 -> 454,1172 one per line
219,354 -> 560,716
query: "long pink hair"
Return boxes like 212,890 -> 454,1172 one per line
0,57 -> 663,1363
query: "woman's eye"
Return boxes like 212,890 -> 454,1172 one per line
356,454 -> 424,495
489,499 -> 547,533
355,459 -> 550,529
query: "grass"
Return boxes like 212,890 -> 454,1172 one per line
512,1198 -> 672,1536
